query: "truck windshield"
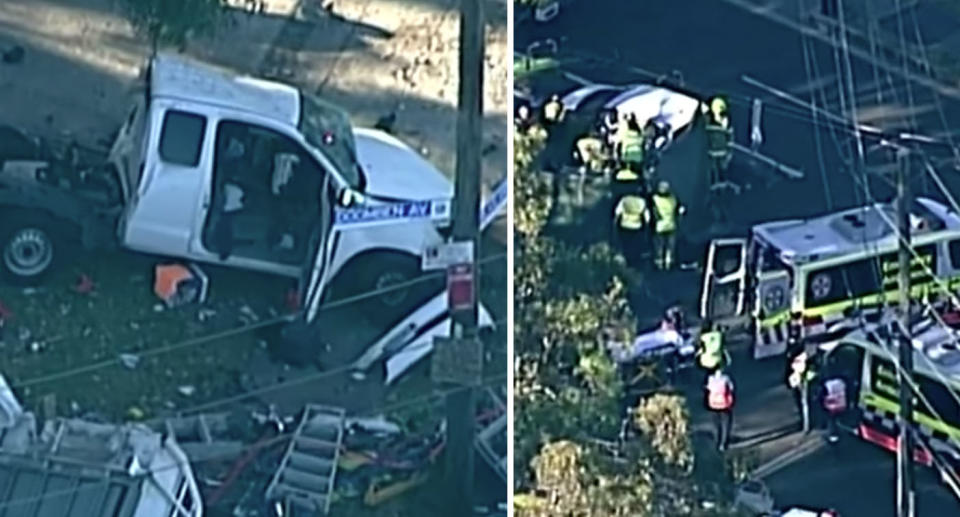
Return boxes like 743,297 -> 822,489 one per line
298,93 -> 361,190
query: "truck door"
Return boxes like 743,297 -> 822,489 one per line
301,176 -> 337,324
700,238 -> 747,321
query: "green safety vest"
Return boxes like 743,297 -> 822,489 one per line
699,331 -> 723,369
652,193 -> 678,234
706,122 -> 733,154
620,130 -> 645,164
615,168 -> 640,182
616,195 -> 648,230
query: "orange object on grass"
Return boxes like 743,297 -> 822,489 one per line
154,264 -> 195,304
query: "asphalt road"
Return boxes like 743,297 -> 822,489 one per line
517,0 -> 960,231
765,437 -> 959,516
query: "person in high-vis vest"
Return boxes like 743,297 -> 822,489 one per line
787,349 -> 817,433
575,133 -> 607,174
617,116 -> 646,166
697,323 -> 728,374
706,369 -> 735,451
651,181 -> 684,270
613,188 -> 651,268
705,96 -> 734,185
543,94 -> 564,125
822,375 -> 847,443
612,163 -> 642,203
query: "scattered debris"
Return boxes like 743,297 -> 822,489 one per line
1,45 -> 24,65
198,308 -> 217,322
154,263 -> 209,308
119,353 -> 141,369
69,401 -> 80,414
72,273 -> 96,294
153,304 -> 165,312
238,305 -> 259,323
126,406 -> 145,420
17,327 -> 31,343
21,288 -> 39,296
178,385 -> 196,397
374,111 -> 397,134
0,301 -> 13,320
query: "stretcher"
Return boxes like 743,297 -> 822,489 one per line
608,324 -> 697,392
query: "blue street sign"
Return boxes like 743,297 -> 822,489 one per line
480,177 -> 508,230
335,198 -> 451,229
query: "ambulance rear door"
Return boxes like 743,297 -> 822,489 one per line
700,238 -> 748,322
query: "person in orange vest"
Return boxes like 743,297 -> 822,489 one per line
706,368 -> 735,451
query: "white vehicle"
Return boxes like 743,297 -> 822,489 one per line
820,322 -> 960,477
700,198 -> 960,359
560,82 -> 701,149
1,54 -> 451,325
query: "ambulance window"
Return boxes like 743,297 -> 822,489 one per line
759,245 -> 787,272
806,258 -> 882,308
826,344 -> 864,383
949,240 -> 960,269
917,375 -> 960,429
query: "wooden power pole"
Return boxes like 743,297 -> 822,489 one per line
444,0 -> 484,515
895,146 -> 916,517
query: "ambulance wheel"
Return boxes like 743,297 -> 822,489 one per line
0,212 -> 61,286
328,251 -> 444,327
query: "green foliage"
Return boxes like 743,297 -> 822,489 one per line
513,128 -> 551,239
633,394 -> 694,472
514,127 -> 745,516
118,0 -> 227,53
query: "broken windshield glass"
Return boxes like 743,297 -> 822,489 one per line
298,93 -> 361,190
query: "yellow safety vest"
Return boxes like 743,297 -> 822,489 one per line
544,101 -> 562,122
615,195 -> 648,230
615,168 -> 640,182
621,130 -> 645,163
699,331 -> 723,369
652,193 -> 678,234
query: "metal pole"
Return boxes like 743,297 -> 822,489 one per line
896,147 -> 916,517
446,0 -> 483,514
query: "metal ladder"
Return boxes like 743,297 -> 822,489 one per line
475,388 -> 507,483
265,405 -> 345,515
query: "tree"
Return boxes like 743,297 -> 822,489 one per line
118,0 -> 228,55
513,127 -> 747,516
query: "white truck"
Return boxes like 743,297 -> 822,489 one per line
0,54 -> 456,328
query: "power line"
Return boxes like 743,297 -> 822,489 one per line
0,373 -> 507,513
11,252 -> 506,389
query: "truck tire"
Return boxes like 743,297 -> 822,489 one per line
327,252 -> 444,327
0,214 -> 60,286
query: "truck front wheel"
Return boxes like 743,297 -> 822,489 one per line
327,252 -> 444,327
1,216 -> 58,286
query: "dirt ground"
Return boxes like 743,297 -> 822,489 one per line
0,0 -> 508,191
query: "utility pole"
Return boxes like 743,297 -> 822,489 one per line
444,0 -> 484,515
895,146 -> 916,517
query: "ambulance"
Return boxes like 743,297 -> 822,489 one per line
819,321 -> 960,471
700,197 -> 960,359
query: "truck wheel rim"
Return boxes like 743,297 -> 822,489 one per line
3,228 -> 53,277
376,272 -> 408,307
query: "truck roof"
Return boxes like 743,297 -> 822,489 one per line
753,197 -> 960,265
149,53 -> 301,126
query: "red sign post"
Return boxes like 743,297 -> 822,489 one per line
447,263 -> 475,312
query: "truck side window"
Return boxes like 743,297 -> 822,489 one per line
159,110 -> 207,167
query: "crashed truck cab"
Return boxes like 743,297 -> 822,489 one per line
700,198 -> 960,359
107,53 -> 450,325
